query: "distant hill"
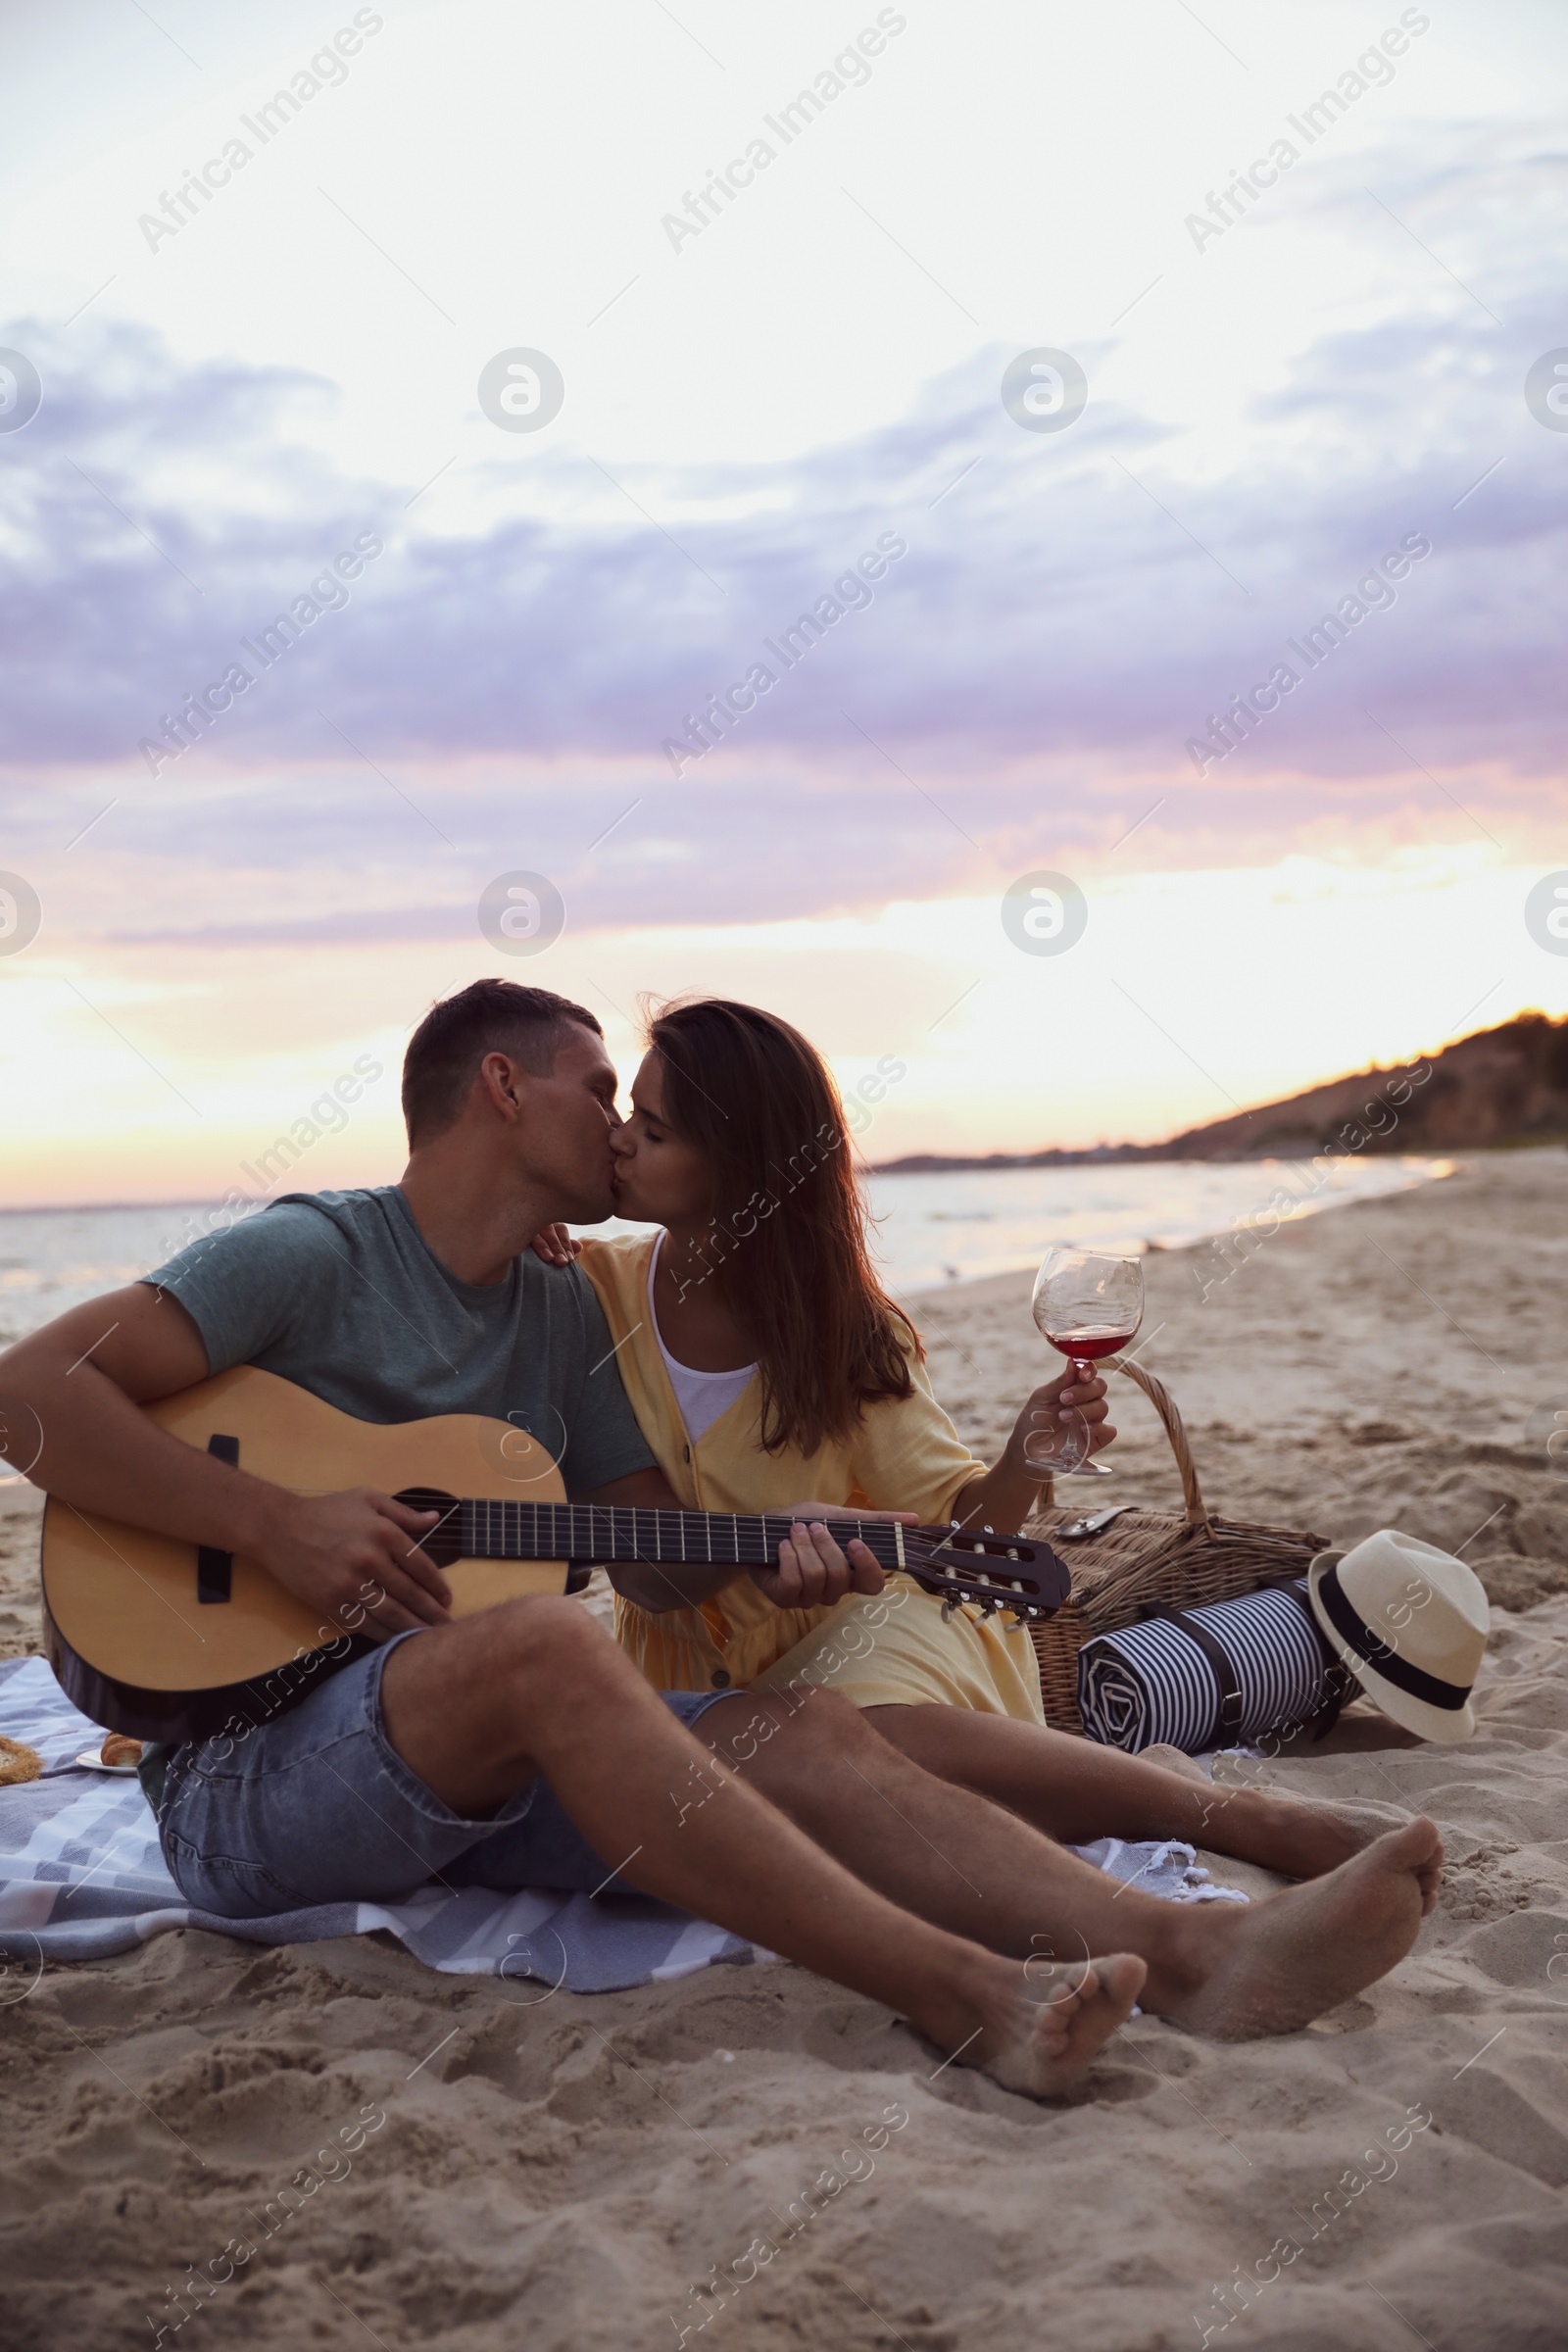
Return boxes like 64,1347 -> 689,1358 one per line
870,1012 -> 1568,1173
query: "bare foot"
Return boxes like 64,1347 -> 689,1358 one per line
1158,1818 -> 1442,2039
1200,1788 -> 1442,1913
1130,1751 -> 1440,1915
956,1953 -> 1148,2099
1254,1797 -> 1441,1909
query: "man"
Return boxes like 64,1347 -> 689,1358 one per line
0,981 -> 1441,2090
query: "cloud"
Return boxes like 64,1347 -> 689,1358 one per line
3,195 -> 1566,948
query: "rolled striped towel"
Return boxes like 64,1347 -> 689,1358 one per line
1077,1578 -> 1347,1754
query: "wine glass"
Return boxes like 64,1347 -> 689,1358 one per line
1027,1247 -> 1145,1478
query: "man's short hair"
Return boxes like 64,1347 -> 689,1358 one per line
402,979 -> 603,1144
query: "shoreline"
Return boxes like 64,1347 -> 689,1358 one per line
874,1144 -> 1462,1300
6,1132 -> 1561,1226
900,1148 -> 1465,1304
0,1152 -> 1469,1347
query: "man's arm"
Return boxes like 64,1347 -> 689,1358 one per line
0,1283 -> 452,1640
578,1470 -> 888,1616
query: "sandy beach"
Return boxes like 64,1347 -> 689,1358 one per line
2,1150 -> 1566,2351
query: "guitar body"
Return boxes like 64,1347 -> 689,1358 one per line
41,1366 -> 577,1743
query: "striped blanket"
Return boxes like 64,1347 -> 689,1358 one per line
1078,1578 -> 1338,1753
0,1655 -> 1242,1992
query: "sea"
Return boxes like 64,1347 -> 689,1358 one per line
0,1153 -> 1453,1339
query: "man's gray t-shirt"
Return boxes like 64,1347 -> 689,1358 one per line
142,1186 -> 655,1490
134,1186 -> 654,1814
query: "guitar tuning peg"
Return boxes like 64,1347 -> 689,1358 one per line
941,1599 -> 956,1624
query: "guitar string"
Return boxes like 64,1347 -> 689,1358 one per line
444,1501 -> 1040,1587
456,1505 -> 1031,1552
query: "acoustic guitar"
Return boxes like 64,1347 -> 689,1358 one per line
40,1364 -> 1070,1743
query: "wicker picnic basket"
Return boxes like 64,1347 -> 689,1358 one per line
1024,1358 -> 1332,1735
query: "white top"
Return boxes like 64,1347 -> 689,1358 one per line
648,1233 -> 758,1443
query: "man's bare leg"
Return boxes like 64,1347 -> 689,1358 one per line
858,1704 -> 1441,1907
377,1599 -> 1146,2098
712,1688 -> 1441,2038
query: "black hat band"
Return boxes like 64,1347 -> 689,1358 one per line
1317,1561 -> 1471,1712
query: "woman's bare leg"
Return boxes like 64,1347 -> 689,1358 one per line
858,1703 -> 1438,1902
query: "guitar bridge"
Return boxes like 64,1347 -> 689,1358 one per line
197,1433 -> 239,1602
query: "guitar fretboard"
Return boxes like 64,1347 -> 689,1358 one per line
451,1500 -> 905,1569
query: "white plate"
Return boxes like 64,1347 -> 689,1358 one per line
75,1748 -> 141,1775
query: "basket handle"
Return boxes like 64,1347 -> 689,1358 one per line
1107,1356 -> 1212,1532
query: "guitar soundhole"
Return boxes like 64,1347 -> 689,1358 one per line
394,1488 -> 463,1566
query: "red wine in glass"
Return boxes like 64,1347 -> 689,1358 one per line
1045,1329 -> 1139,1362
1028,1248 -> 1145,1478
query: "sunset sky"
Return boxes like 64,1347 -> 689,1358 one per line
2,0 -> 1566,1206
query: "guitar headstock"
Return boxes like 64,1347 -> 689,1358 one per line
901,1525 -> 1072,1624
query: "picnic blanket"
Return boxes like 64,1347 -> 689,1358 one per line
0,1655 -> 1243,1993
1078,1577 -> 1338,1753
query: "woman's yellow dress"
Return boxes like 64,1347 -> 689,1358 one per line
577,1234 -> 1045,1723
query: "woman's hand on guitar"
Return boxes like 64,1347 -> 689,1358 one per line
259,1489 -> 453,1641
750,1519 -> 888,1611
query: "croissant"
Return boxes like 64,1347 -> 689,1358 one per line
101,1734 -> 143,1768
0,1735 -> 43,1786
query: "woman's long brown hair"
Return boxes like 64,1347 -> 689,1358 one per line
647,999 -> 919,1458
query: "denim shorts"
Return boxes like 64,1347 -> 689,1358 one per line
157,1630 -> 734,1921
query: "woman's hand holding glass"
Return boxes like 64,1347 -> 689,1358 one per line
1029,1249 -> 1144,1478
1007,1365 -> 1117,1478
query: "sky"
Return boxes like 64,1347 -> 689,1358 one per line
2,0 -> 1566,1206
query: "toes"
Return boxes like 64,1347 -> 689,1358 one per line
1097,1953 -> 1149,2022
1376,1818 -> 1440,1874
1052,1955 -> 1146,2038
1035,1955 -> 1144,2019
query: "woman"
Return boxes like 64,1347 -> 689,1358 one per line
576,995 -> 1099,1721
537,999 -> 1416,1890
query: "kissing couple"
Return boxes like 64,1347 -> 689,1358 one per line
2,979 -> 1443,2097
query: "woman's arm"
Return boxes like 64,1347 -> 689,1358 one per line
949,1363 -> 1115,1533
851,1332 -> 1112,1536
572,1468 -> 742,1613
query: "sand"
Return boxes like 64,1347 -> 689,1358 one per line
2,1150 -> 1567,2350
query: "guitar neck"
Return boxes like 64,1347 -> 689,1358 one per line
450,1499 -> 905,1571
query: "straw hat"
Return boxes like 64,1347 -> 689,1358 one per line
1306,1528 -> 1490,1744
